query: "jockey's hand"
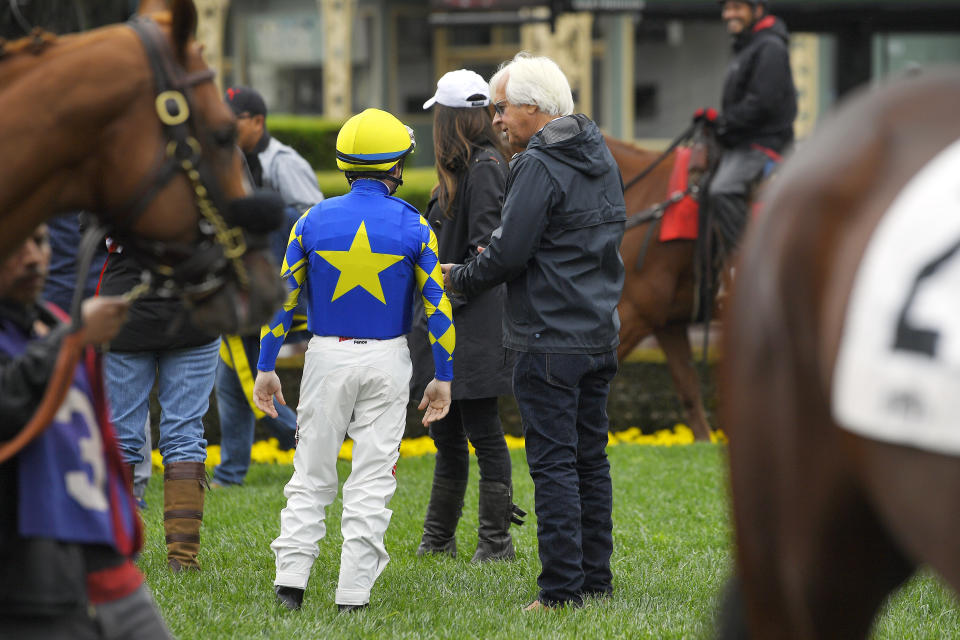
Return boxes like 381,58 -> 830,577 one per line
418,378 -> 452,426
253,369 -> 285,419
693,107 -> 718,124
80,296 -> 129,345
440,263 -> 461,295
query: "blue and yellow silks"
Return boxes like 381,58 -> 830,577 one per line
258,179 -> 454,379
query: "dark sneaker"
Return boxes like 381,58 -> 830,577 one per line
275,585 -> 304,611
337,603 -> 368,613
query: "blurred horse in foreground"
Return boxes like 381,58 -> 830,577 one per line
722,70 -> 960,638
0,0 -> 286,463
0,0 -> 285,335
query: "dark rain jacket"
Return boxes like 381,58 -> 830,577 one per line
450,115 -> 625,354
719,15 -> 797,152
412,142 -> 514,399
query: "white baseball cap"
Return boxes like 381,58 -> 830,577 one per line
423,69 -> 490,110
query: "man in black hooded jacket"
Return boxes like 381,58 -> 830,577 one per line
442,53 -> 626,611
703,0 -> 797,254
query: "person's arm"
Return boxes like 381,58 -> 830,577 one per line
0,297 -> 128,437
253,216 -> 310,418
258,215 -> 309,373
449,156 -> 554,296
722,41 -> 794,136
271,153 -> 325,213
414,221 -> 454,425
462,153 -> 507,258
0,325 -> 69,437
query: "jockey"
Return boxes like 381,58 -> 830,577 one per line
698,0 -> 797,256
253,108 -> 454,613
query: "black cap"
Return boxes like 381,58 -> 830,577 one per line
224,86 -> 267,117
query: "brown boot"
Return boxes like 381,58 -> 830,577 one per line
163,461 -> 207,572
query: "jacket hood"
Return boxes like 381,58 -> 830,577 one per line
526,114 -> 611,177
733,15 -> 789,51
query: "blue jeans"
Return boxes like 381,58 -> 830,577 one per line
103,339 -> 220,465
514,350 -> 618,606
212,358 -> 297,486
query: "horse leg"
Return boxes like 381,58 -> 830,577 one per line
725,312 -> 913,638
616,300 -> 652,361
727,401 -> 913,638
652,323 -> 711,441
854,436 -> 960,593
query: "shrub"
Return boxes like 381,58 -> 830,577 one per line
316,168 -> 437,214
266,114 -> 342,171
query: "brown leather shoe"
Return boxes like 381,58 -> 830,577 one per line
523,599 -> 556,612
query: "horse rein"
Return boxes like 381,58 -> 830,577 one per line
621,123 -> 695,194
111,16 -> 249,300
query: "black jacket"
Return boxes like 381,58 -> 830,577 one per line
414,143 -> 513,399
719,15 -> 797,152
98,249 -> 218,352
451,115 -> 625,354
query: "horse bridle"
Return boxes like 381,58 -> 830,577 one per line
107,15 -> 249,301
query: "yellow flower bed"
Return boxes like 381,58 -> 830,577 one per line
150,425 -> 726,471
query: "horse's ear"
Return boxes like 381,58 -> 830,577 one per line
170,0 -> 198,62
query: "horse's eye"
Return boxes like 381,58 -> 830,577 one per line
213,127 -> 237,149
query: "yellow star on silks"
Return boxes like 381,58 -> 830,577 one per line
315,221 -> 404,304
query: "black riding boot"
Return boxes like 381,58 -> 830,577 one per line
471,480 -> 525,563
416,477 -> 466,558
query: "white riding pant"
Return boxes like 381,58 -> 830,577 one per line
271,335 -> 411,606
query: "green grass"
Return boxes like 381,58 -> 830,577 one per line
138,445 -> 960,639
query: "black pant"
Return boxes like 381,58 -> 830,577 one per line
429,397 -> 511,487
514,350 -> 618,606
707,147 -> 771,253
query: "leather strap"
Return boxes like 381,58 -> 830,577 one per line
165,533 -> 200,544
164,509 -> 203,521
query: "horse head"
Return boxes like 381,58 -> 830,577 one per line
97,0 -> 286,334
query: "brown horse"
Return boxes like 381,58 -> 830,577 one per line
608,133 -> 715,441
0,0 -> 285,335
721,70 -> 960,638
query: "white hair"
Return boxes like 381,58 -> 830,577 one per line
489,52 -> 574,117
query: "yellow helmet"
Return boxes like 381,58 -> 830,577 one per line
336,108 -> 416,173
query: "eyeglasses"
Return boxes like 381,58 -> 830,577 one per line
493,100 -> 508,116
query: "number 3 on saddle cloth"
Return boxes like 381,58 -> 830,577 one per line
0,305 -> 140,553
833,136 -> 960,455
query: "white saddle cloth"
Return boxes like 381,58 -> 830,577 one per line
833,136 -> 960,454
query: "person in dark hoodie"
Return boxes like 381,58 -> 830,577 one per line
701,0 -> 797,255
441,52 -> 626,611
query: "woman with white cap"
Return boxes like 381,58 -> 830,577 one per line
416,69 -> 525,563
